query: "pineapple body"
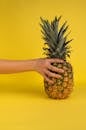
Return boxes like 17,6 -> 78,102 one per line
44,61 -> 73,99
40,16 -> 74,99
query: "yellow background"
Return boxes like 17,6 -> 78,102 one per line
0,0 -> 86,129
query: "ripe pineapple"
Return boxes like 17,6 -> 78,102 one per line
40,16 -> 74,99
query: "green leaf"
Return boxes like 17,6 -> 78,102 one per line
64,39 -> 73,46
57,37 -> 65,51
58,21 -> 67,38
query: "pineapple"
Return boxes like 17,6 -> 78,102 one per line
40,16 -> 74,99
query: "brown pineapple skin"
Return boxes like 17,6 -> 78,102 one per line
44,61 -> 74,99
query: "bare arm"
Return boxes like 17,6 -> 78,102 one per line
0,59 -> 36,74
0,58 -> 64,84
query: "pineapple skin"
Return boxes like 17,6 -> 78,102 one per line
44,61 -> 74,99
40,16 -> 74,99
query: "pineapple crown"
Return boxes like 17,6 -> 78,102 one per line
40,16 -> 73,60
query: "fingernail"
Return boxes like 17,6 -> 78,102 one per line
61,60 -> 64,63
57,75 -> 61,78
61,70 -> 64,73
59,75 -> 63,79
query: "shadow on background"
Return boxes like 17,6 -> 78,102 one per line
0,82 -> 47,99
0,82 -> 86,100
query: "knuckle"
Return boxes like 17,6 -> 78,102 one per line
52,72 -> 57,78
45,61 -> 49,66
58,69 -> 64,73
50,65 -> 54,70
47,71 -> 50,76
53,67 -> 57,71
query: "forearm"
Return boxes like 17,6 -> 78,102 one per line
0,58 -> 64,84
0,59 -> 36,74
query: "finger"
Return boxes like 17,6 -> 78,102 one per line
45,70 -> 62,79
49,58 -> 64,63
48,65 -> 64,73
43,74 -> 54,84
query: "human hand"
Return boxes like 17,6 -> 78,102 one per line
34,58 -> 64,84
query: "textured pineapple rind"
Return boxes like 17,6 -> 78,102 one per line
44,61 -> 74,99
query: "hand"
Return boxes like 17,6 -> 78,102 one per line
34,58 -> 64,84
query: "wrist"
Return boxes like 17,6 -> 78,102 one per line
26,59 -> 38,71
